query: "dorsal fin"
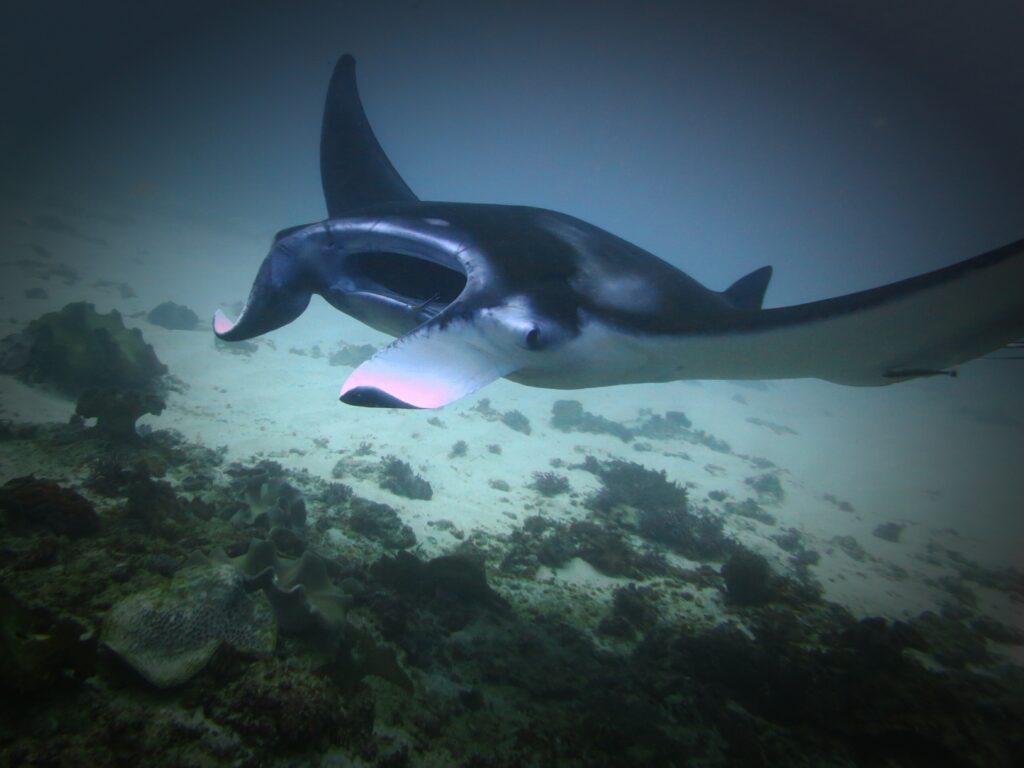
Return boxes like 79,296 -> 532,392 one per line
320,55 -> 417,217
723,266 -> 773,310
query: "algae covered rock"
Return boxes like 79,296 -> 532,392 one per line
0,331 -> 32,373
75,387 -> 166,440
102,563 -> 276,688
207,658 -> 348,750
0,475 -> 100,538
721,549 -> 776,605
146,301 -> 199,330
20,301 -> 167,396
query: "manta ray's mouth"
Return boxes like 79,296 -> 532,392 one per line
347,251 -> 466,312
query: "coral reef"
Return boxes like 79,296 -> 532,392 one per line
500,408 -> 532,435
146,301 -> 199,330
720,547 -> 819,607
2,397 -> 1023,766
372,551 -> 504,609
75,388 -> 166,440
724,497 -> 777,525
328,342 -> 377,367
101,563 -> 276,687
502,515 -> 668,579
721,549 -> 777,605
638,502 -> 733,561
529,470 -> 571,497
205,657 -> 349,751
772,527 -> 821,571
832,534 -> 868,562
378,455 -> 433,500
0,331 -> 32,373
0,584 -> 96,695
473,398 -> 533,435
687,429 -> 732,453
746,416 -> 798,436
581,456 -> 688,515
222,461 -> 308,555
971,616 -> 1024,646
120,474 -> 198,535
873,521 -> 905,542
551,399 -> 633,442
824,493 -> 856,512
745,472 -> 785,504
598,584 -> 660,639
196,539 -> 351,635
0,475 -> 100,538
580,456 -> 734,560
636,613 -> 1024,767
370,551 -> 508,635
633,409 -> 692,439
346,498 -> 417,549
18,302 -> 167,396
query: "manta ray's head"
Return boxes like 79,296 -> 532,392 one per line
214,216 -> 469,342
319,213 -> 579,408
214,210 -> 580,408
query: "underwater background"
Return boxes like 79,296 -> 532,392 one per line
1,1 -> 1022,765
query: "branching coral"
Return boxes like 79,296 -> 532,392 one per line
378,455 -> 432,500
579,457 -> 733,560
529,471 -> 571,497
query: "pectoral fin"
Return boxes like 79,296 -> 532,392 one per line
339,318 -> 517,408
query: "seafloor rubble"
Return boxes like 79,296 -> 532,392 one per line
0,414 -> 1023,768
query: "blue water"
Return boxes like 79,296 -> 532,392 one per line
1,2 -> 1022,765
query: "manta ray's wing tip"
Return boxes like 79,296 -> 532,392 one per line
213,308 -> 236,338
339,385 -> 421,409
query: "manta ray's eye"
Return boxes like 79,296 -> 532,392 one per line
525,328 -> 541,350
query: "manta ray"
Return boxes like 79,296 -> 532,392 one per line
214,54 -> 1024,409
